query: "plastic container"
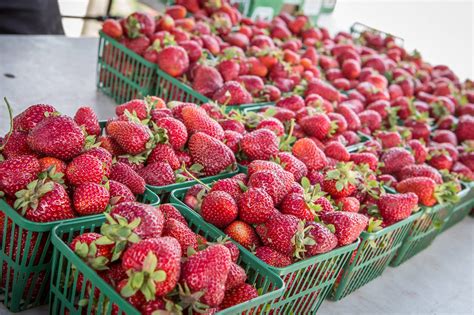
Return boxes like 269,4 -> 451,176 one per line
350,22 -> 404,47
440,184 -> 474,232
171,187 -> 360,313
0,189 -> 158,312
331,211 -> 422,300
49,204 -> 285,315
97,31 -> 157,104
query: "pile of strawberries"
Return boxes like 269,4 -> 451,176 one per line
69,203 -> 259,314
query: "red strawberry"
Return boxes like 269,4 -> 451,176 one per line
110,162 -> 146,194
376,131 -> 402,149
110,202 -> 164,239
121,237 -> 181,300
322,212 -> 368,246
300,113 -> 332,140
223,130 -> 243,153
85,147 -> 113,177
181,244 -> 232,307
158,204 -> 187,225
241,129 -> 280,161
337,103 -> 361,131
325,142 -> 350,162
336,196 -> 360,213
280,193 -> 315,221
236,75 -> 264,97
0,155 -> 40,197
147,144 -> 180,170
181,106 -> 224,140
254,246 -> 292,267
74,106 -> 101,136
428,149 -> 453,171
238,188 -> 273,224
220,283 -> 258,309
163,218 -> 198,256
102,19 -> 123,39
70,232 -> 114,269
109,180 -> 136,205
248,170 -> 289,205
256,118 -> 285,136
183,184 -> 207,211
377,174 -> 398,187
218,59 -> 240,82
396,177 -> 459,206
38,157 -> 67,174
459,152 -> 474,172
157,46 -> 189,77
292,138 -> 327,171
380,148 -> 415,175
432,129 -> 458,146
305,222 -> 338,256
66,154 -> 105,186
123,12 -> 154,37
315,196 -> 335,215
106,121 -> 150,155
154,117 -> 188,150
359,110 -> 382,132
137,162 -> 175,186
377,192 -> 418,223
73,183 -> 110,215
407,139 -> 428,164
188,132 -> 236,176
13,104 -> 57,132
212,81 -> 253,105
210,178 -> 243,200
350,152 -> 378,171
306,78 -> 341,102
1,130 -> 34,158
124,36 -> 150,55
225,220 -> 261,249
276,152 -> 308,182
201,191 -> 238,228
220,119 -> 246,134
192,65 -> 224,98
225,262 -> 247,291
28,116 -> 85,160
276,95 -> 305,112
322,162 -> 357,199
455,115 -> 474,142
98,135 -> 125,156
116,99 -> 149,120
247,160 -> 283,177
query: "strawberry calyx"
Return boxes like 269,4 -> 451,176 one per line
121,251 -> 167,301
177,283 -> 209,314
292,220 -> 316,260
279,119 -> 296,152
366,217 -> 383,233
433,181 -> 460,205
125,15 -> 142,39
325,162 -> 358,192
14,177 -> 55,215
74,240 -> 110,271
101,213 -> 141,261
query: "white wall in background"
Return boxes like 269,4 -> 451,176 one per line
318,0 -> 474,80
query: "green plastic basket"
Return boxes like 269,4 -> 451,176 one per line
171,187 -> 360,313
330,211 -> 422,300
390,201 -> 454,267
0,189 -> 158,312
440,184 -> 474,232
49,203 -> 285,315
97,31 -> 157,104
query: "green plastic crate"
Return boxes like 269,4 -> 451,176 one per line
171,187 -> 360,313
97,31 -> 157,104
331,211 -> 422,300
440,184 -> 474,232
0,189 -> 158,312
49,204 -> 285,315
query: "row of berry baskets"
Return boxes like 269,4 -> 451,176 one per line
1,172 -> 472,314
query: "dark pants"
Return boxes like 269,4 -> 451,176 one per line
0,0 -> 64,34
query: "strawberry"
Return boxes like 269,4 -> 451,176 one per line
116,99 -> 149,120
325,142 -> 350,162
15,180 -> 75,222
106,120 -> 150,155
98,135 -> 125,156
222,241 -> 240,263
0,155 -> 40,197
73,182 -> 110,215
27,116 -> 85,160
305,222 -> 338,256
380,148 -> 415,175
248,170 -> 289,205
137,162 -> 175,186
359,110 -> 382,132
181,106 -> 224,140
201,191 -> 238,228
322,162 -> 357,198
1,130 -> 34,158
321,212 -> 368,246
13,104 -> 57,132
147,144 -> 180,170
212,81 -> 253,105
70,232 -> 114,270
459,152 -> 474,172
223,130 -> 243,153
188,132 -> 236,176
336,103 -> 361,131
254,246 -> 292,267
455,115 -> 474,142
241,129 -> 280,161
300,113 -> 332,140
238,188 -> 273,224
225,262 -> 247,291
217,59 -> 240,82
256,118 -> 285,136
336,196 -> 360,213
157,46 -> 189,77
210,178 -> 243,200
124,35 -> 150,55
225,220 -> 261,249
154,117 -> 188,150
85,147 -> 113,177
276,95 -> 305,112
220,283 -> 258,309
181,244 -> 232,307
110,202 -> 164,239
315,196 -> 335,215
377,192 -> 418,223
280,193 -> 315,221
74,106 -> 101,136
306,78 -> 341,102
163,218 -> 198,256
376,131 -> 402,149
247,160 -> 282,177
38,157 -> 67,174
292,138 -> 327,171
109,162 -> 146,194
102,19 -> 123,39
432,129 -> 458,146
407,139 -> 428,164
377,174 -> 398,187
350,152 -> 378,171
158,204 -> 187,225
428,149 -> 453,171
236,75 -> 264,97
108,180 -> 135,205
120,237 -> 181,300
183,184 -> 207,211
220,119 -> 246,134
276,152 -> 308,182
123,12 -> 154,38
192,65 -> 224,98
66,154 -> 105,186
396,177 -> 459,206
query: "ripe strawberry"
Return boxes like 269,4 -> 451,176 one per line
350,152 -> 378,171
306,78 -> 341,102
377,174 -> 398,187
432,129 -> 458,146
163,218 -> 198,256
212,81 -> 253,105
455,115 -> 474,142
305,222 -> 338,256
98,135 -> 125,156
158,204 -> 187,225
377,192 -> 418,223
225,262 -> 247,291
108,180 -> 135,205
110,202 -> 164,239
28,116 -> 85,160
336,196 -> 360,212
180,40 -> 202,62
13,104 -> 57,132
276,95 -> 305,112
201,191 -> 238,228
280,193 -> 315,221
247,160 -> 283,177
300,113 -> 331,140
428,149 -> 453,171
116,99 -> 149,120
241,129 -> 280,161
156,46 -> 189,77
256,118 -> 285,136
325,142 -> 350,162
123,12 -> 154,37
154,117 -> 188,150
376,131 -> 402,149
218,59 -> 240,82
147,144 -> 180,170
70,232 -> 114,269
276,152 -> 308,182
254,246 -> 292,267
192,65 -> 224,97
225,220 -> 261,249
15,180 -> 75,222
459,152 -> 474,172
220,283 -> 258,309
38,156 -> 67,174
102,19 -> 123,39
359,110 -> 382,132
238,188 -> 273,224
137,162 -> 175,186
396,177 -> 459,206
210,178 -> 243,200
85,147 -> 113,177
223,130 -> 243,153
109,162 -> 146,194
292,138 -> 327,171
106,120 -> 150,155
321,212 -> 368,246
0,155 -> 40,197
181,106 -> 224,140
220,119 -> 246,134
322,162 -> 357,199
66,154 -> 105,186
181,244 -> 232,307
407,139 -> 428,164
74,106 -> 101,136
314,196 -> 335,215
336,104 -> 361,131
380,148 -> 415,175
121,237 -> 181,300
248,170 -> 289,205
1,130 -> 34,158
188,132 -> 236,176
